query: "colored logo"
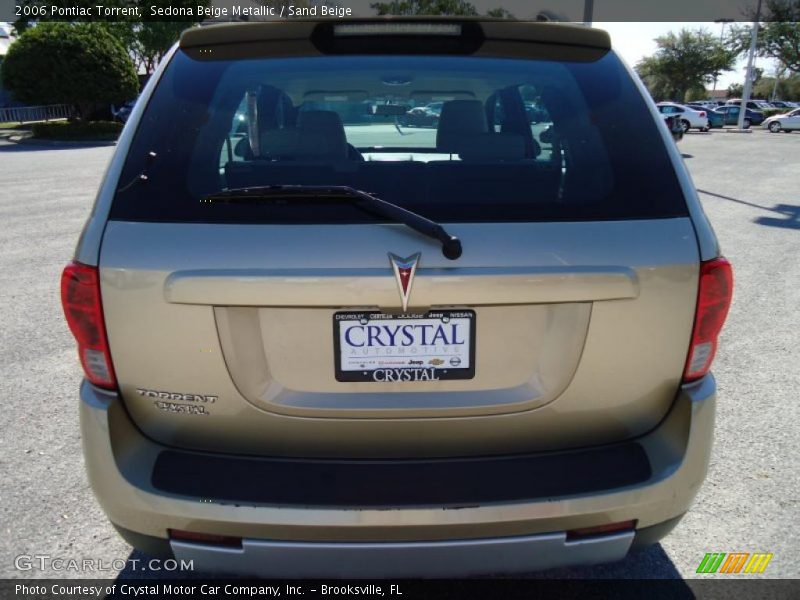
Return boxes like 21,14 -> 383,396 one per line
696,552 -> 773,574
388,252 -> 420,312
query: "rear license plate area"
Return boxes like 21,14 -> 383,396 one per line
334,310 -> 475,382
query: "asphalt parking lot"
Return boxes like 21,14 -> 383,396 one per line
0,128 -> 798,584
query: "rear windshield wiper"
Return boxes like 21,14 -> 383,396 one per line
202,185 -> 463,260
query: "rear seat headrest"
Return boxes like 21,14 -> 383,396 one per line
436,100 -> 488,153
261,109 -> 348,159
296,110 -> 348,157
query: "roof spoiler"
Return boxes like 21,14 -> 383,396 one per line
180,18 -> 610,51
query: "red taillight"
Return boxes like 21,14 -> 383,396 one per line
699,111 -> 706,117
60,261 -> 117,389
683,257 -> 733,382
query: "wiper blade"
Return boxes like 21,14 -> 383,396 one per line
203,185 -> 463,260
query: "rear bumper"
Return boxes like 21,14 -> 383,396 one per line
174,531 -> 635,578
80,376 -> 716,576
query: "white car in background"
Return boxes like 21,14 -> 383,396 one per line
656,102 -> 710,132
762,108 -> 800,133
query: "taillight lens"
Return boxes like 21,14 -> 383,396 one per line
699,111 -> 706,117
683,257 -> 733,382
61,262 -> 117,389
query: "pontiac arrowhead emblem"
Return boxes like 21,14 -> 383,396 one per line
388,252 -> 420,312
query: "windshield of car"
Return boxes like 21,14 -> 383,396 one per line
110,49 -> 686,224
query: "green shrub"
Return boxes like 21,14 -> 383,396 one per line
31,121 -> 122,141
761,108 -> 790,118
1,23 -> 138,119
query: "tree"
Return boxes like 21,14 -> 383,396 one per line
14,0 -> 207,74
686,85 -> 710,102
107,21 -> 195,74
486,7 -> 515,18
728,83 -> 744,97
1,23 -> 138,118
635,29 -> 737,102
371,0 -> 479,15
370,0 -> 513,17
727,1 -> 799,74
753,72 -> 800,100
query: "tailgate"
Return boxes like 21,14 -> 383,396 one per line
100,218 -> 698,457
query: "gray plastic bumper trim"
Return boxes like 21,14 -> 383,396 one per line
171,530 -> 634,578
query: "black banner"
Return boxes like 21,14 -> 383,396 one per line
2,0 -> 799,23
3,579 -> 800,600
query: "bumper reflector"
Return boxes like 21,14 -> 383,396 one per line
169,529 -> 242,548
566,520 -> 637,541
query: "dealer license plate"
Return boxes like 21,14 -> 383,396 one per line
334,310 -> 475,382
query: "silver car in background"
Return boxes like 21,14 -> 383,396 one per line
763,107 -> 800,133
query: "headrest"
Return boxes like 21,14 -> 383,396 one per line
296,110 -> 348,158
261,129 -> 345,160
457,133 -> 526,161
436,100 -> 488,153
260,110 -> 348,159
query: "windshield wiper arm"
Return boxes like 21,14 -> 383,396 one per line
203,185 -> 463,260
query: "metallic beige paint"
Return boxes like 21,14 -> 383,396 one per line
99,219 -> 698,458
80,375 -> 715,542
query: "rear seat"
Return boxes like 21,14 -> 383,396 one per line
225,102 -> 559,204
429,100 -> 559,202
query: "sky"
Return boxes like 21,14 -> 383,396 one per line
338,0 -> 772,94
599,22 -> 773,92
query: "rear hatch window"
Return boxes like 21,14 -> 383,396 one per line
111,47 -> 686,224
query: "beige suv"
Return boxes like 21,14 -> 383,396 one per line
61,19 -> 732,577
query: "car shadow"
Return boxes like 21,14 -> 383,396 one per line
525,543 -> 686,580
0,139 -> 115,152
754,204 -> 800,229
697,189 -> 800,230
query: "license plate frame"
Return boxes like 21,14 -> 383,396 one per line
333,309 -> 476,383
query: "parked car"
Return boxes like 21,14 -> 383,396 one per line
656,102 -> 709,132
399,106 -> 440,127
762,107 -> 800,133
62,19 -> 731,578
725,99 -> 772,112
704,109 -> 724,129
686,104 -> 723,128
110,99 -> 136,124
424,101 -> 444,115
714,105 -> 765,128
662,114 -> 684,141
